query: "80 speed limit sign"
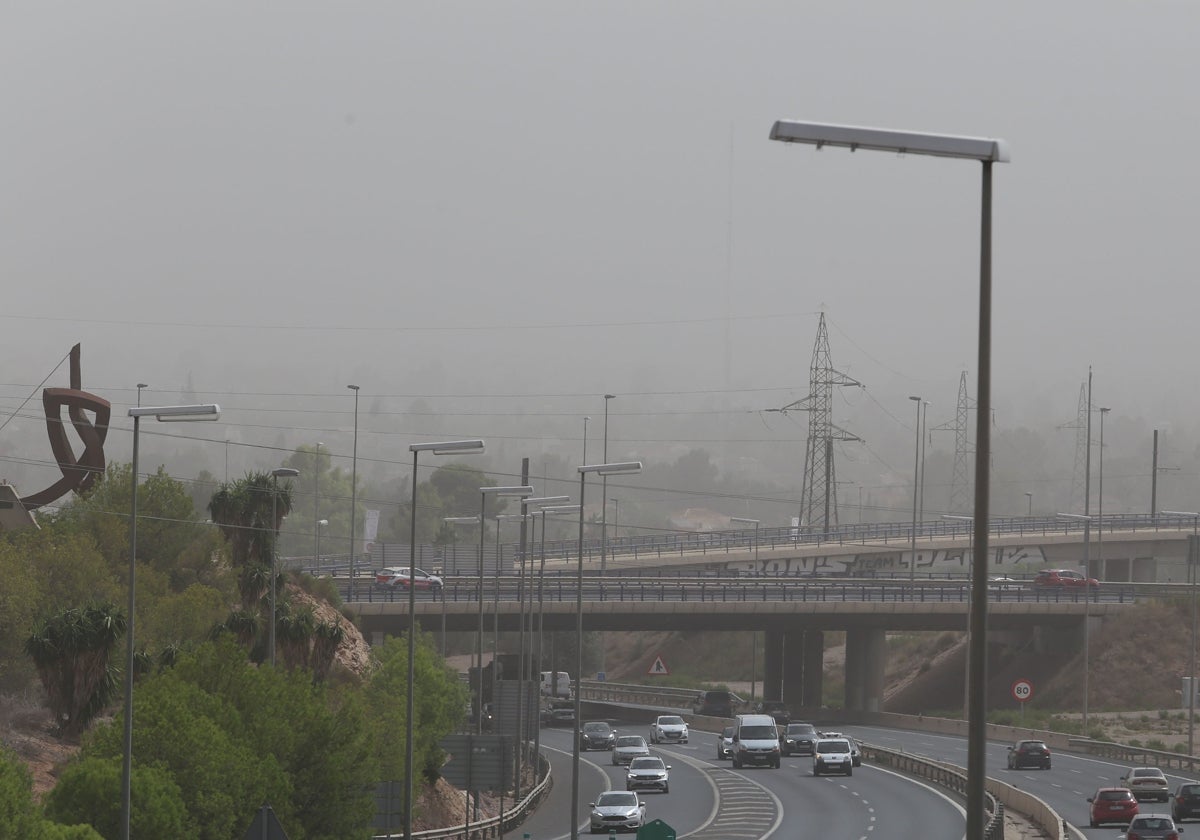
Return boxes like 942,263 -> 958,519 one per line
1011,679 -> 1034,703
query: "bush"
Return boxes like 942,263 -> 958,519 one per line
43,756 -> 189,838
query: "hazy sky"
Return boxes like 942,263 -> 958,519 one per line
4,2 -> 1199,517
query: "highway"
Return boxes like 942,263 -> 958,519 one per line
852,724 -> 1200,838
515,717 -> 967,840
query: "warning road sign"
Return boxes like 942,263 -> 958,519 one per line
647,656 -> 670,676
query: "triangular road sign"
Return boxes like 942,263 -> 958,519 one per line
242,804 -> 290,840
647,656 -> 670,676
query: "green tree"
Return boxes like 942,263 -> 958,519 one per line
208,471 -> 294,608
42,756 -> 189,838
364,632 -> 468,789
80,637 -> 377,840
24,603 -> 124,737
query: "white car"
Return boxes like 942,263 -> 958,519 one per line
813,737 -> 854,776
374,566 -> 443,591
649,715 -> 688,744
589,790 -> 646,833
626,756 -> 671,794
988,576 -> 1023,592
612,735 -> 651,766
1120,766 -> 1170,802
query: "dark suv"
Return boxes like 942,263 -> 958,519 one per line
781,722 -> 818,756
692,690 -> 743,718
758,700 -> 791,725
1006,739 -> 1051,770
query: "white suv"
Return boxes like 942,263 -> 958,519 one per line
649,715 -> 688,744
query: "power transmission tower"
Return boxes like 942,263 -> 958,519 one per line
932,371 -> 975,514
1069,380 -> 1088,513
774,313 -> 861,531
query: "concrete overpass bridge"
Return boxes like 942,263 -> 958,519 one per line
353,578 -> 1145,713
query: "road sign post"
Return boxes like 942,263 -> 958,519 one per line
1011,678 -> 1033,725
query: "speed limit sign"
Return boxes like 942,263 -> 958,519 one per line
1011,679 -> 1034,703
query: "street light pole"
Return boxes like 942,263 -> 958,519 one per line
600,395 -> 616,574
270,467 -> 300,668
477,486 -> 534,739
135,383 -> 147,407
770,118 -> 1009,840
314,442 -> 323,569
1025,492 -> 1033,516
121,403 -> 220,840
1164,510 -> 1200,755
1058,511 -> 1092,732
909,395 -> 922,589
572,461 -> 641,840
347,385 -> 360,596
315,519 -> 328,575
406,440 -> 484,840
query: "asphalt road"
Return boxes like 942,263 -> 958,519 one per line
515,717 -> 966,840
853,723 -> 1200,839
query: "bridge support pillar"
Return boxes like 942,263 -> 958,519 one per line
844,627 -> 886,712
801,630 -> 824,708
763,629 -> 785,701
782,630 -> 805,705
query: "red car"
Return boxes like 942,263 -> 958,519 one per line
1088,787 -> 1138,827
1033,569 -> 1099,589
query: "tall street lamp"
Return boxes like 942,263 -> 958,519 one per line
477,486 -> 534,736
582,416 -> 590,463
347,385 -> 360,596
1097,407 -> 1110,592
269,467 -> 300,667
1163,510 -> 1200,755
600,395 -> 616,574
315,519 -> 328,575
530,503 -> 579,790
1025,492 -> 1033,516
123,402 -> 220,840
406,440 -> 484,840
770,118 -> 1008,840
1057,511 -> 1092,731
313,442 -> 324,568
943,513 -> 974,717
919,400 -> 930,527
909,395 -> 922,588
731,517 -> 760,565
572,461 -> 641,840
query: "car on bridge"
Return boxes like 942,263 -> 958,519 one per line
374,566 -> 443,591
589,790 -> 646,833
1032,568 -> 1099,590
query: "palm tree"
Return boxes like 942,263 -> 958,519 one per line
24,603 -> 126,737
208,471 -> 294,604
311,621 -> 346,683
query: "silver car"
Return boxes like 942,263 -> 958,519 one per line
626,756 -> 670,794
1121,814 -> 1183,838
611,735 -> 650,766
589,790 -> 646,834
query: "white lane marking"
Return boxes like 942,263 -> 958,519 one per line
867,763 -> 968,840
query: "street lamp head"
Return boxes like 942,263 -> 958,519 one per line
136,383 -> 148,389
730,517 -> 760,525
578,461 -> 642,476
481,485 -> 535,497
769,120 -> 1011,163
272,468 -> 300,479
909,395 -> 922,402
524,495 -> 571,507
539,504 -> 581,515
347,384 -> 359,391
1056,512 -> 1092,521
443,516 -> 481,524
604,394 -> 616,400
411,439 -> 486,455
129,403 -> 220,421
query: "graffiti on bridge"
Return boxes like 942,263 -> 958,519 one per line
726,545 -> 1048,577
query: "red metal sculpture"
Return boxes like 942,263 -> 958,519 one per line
20,344 -> 111,511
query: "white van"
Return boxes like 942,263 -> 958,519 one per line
540,670 -> 572,698
731,713 -> 781,769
